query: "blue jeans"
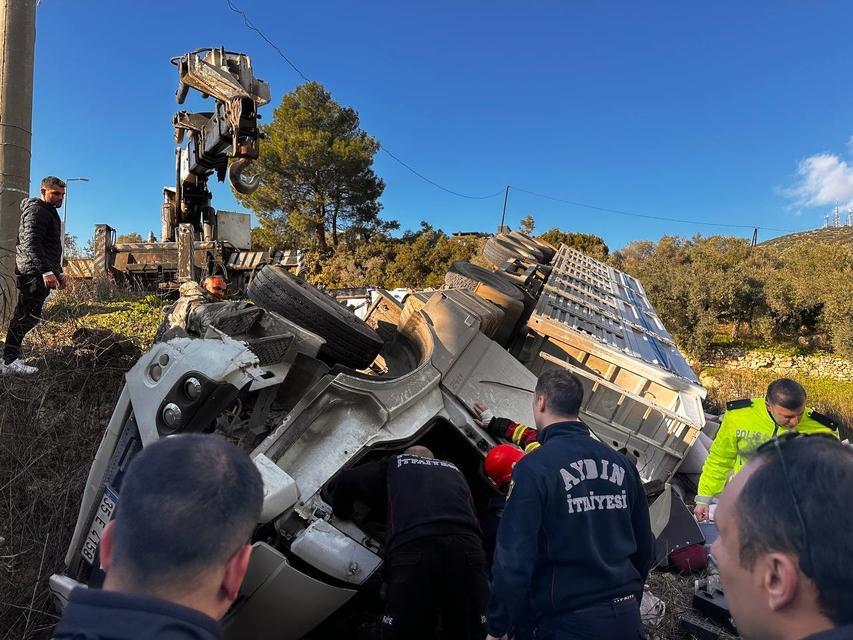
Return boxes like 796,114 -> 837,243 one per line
534,595 -> 645,640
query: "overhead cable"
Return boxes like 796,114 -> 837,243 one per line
224,0 -> 501,200
223,0 -> 799,233
511,186 -> 798,233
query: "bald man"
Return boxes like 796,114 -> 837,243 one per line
329,446 -> 488,640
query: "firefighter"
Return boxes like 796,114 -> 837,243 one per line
475,402 -> 540,453
484,369 -> 654,640
481,444 -> 536,640
484,444 -> 526,490
694,378 -> 839,522
481,444 -> 526,567
328,446 -> 488,640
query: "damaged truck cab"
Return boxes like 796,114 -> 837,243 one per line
50,241 -> 708,638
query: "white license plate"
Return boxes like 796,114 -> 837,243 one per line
81,487 -> 118,565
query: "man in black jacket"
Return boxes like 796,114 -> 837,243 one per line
485,369 -> 655,640
328,445 -> 489,640
2,176 -> 67,375
53,434 -> 263,640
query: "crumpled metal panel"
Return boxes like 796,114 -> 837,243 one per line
531,246 -> 698,383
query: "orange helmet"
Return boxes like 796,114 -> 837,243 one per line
484,444 -> 525,488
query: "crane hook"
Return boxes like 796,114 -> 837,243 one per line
228,157 -> 261,195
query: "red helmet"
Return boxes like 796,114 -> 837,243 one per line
484,444 -> 525,488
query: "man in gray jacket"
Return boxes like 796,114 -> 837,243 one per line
1,176 -> 66,375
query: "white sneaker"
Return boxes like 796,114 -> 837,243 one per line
0,359 -> 38,375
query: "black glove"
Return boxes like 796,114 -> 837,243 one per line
487,416 -> 515,439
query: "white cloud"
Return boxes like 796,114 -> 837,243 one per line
785,151 -> 853,210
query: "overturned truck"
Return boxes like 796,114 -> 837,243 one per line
50,240 -> 708,638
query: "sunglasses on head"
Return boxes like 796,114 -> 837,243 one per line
754,432 -> 838,576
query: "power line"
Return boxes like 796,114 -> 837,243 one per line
511,186 -> 798,233
224,0 -> 501,201
380,147 -> 504,199
222,0 -> 799,234
224,0 -> 310,82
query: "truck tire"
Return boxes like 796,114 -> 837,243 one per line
508,232 -> 548,262
247,265 -> 383,369
531,236 -> 557,261
482,236 -> 542,266
444,261 -> 525,301
499,234 -> 544,262
481,237 -> 518,267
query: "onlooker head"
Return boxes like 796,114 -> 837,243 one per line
40,176 -> 66,208
765,378 -> 807,430
99,434 -> 263,620
532,368 -> 584,430
711,435 -> 853,639
202,275 -> 227,301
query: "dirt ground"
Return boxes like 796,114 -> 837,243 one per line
0,288 -> 732,639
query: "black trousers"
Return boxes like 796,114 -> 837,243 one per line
3,273 -> 49,363
382,533 -> 488,640
534,596 -> 645,640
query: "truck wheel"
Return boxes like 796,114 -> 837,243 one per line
531,236 -> 557,261
507,232 -> 547,262
247,265 -> 383,369
444,261 -> 525,300
482,236 -> 543,267
481,237 -> 517,267
498,234 -> 544,262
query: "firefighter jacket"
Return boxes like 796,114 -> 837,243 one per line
487,417 -> 541,453
328,453 -> 482,552
485,421 -> 654,637
16,197 -> 63,276
696,397 -> 839,503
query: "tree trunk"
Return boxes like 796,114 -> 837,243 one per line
315,199 -> 328,253
315,224 -> 327,253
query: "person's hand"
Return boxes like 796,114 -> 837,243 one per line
474,402 -> 495,427
486,635 -> 508,640
57,273 -> 67,290
43,273 -> 60,289
693,503 -> 710,522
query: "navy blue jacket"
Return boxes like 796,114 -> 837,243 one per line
53,587 -> 221,639
485,421 -> 655,637
329,453 -> 482,552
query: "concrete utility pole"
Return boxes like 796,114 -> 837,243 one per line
0,0 -> 37,325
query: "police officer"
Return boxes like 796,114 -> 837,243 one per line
694,378 -> 839,522
328,446 -> 488,640
485,369 -> 654,640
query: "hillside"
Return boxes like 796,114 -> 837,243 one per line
759,225 -> 853,250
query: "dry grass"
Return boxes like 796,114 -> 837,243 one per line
0,282 -> 148,639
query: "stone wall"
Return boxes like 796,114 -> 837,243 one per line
703,348 -> 853,382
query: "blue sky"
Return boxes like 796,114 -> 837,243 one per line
30,1 -> 853,250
